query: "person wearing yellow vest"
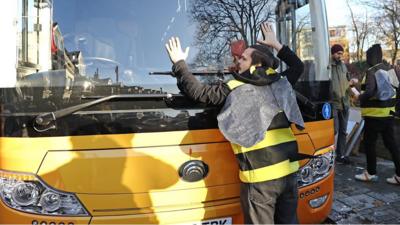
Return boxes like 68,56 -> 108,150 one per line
165,23 -> 305,224
354,44 -> 400,185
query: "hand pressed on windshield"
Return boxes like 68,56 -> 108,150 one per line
257,23 -> 283,52
165,37 -> 190,64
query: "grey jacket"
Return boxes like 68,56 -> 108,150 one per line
217,77 -> 305,148
331,59 -> 350,110
374,69 -> 396,101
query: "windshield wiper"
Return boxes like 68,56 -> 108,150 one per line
149,70 -> 234,76
33,94 -> 182,132
33,71 -> 317,132
150,70 -> 316,110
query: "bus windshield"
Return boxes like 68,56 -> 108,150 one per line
4,0 -> 250,137
19,0 -> 229,93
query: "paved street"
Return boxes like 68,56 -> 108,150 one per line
328,154 -> 400,224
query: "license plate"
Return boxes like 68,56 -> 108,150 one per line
178,217 -> 232,225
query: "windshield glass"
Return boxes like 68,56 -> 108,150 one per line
55,0 -> 200,90
18,0 -> 228,93
3,0 -> 240,112
1,0 -> 278,137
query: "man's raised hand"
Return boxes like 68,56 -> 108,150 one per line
165,37 -> 190,64
257,22 -> 283,51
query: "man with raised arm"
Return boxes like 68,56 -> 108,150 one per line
165,23 -> 305,224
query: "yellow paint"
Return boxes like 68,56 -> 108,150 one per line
0,129 -> 226,172
292,119 -> 334,150
1,119 -> 335,223
77,184 -> 240,216
315,145 -> 335,156
37,142 -> 238,194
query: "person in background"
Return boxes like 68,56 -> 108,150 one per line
354,44 -> 400,185
330,44 -> 351,164
230,40 -> 247,71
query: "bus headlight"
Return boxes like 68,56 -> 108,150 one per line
300,166 -> 313,183
0,170 -> 89,216
40,191 -> 62,212
298,150 -> 334,188
11,182 -> 40,206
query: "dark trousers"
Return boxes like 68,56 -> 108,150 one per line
363,118 -> 400,176
240,173 -> 298,224
334,108 -> 349,158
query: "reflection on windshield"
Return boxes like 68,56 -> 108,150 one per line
2,0 -> 285,137
15,0 -> 279,89
295,5 -> 316,81
16,0 -> 204,93
279,3 -> 316,81
54,0 -> 196,89
15,0 -> 253,104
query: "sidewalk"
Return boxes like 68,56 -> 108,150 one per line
328,154 -> 400,224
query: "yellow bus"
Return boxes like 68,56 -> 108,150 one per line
0,0 -> 334,223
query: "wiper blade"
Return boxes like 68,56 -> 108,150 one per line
149,70 -> 234,76
33,94 -> 182,132
150,71 -> 316,110
80,94 -> 183,100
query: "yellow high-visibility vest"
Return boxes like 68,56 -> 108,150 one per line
226,80 -> 299,183
360,75 -> 396,118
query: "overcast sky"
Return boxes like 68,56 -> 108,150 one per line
326,0 -> 369,27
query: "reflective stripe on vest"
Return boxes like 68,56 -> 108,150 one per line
227,79 -> 245,90
231,128 -> 296,154
360,76 -> 396,117
225,80 -> 300,183
239,160 -> 299,183
232,128 -> 299,183
361,106 -> 396,117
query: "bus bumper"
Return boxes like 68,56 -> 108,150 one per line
297,169 -> 335,224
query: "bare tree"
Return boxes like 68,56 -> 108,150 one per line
294,13 -> 312,58
189,0 -> 276,66
364,0 -> 400,64
346,0 -> 371,62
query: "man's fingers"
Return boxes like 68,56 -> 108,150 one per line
173,37 -> 179,49
169,38 -> 174,50
261,22 -> 267,34
176,37 -> 182,51
257,40 -> 267,45
165,43 -> 172,55
184,47 -> 190,58
265,23 -> 271,32
268,24 -> 274,32
171,37 -> 176,49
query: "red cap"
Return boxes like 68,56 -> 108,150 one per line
230,40 -> 247,58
